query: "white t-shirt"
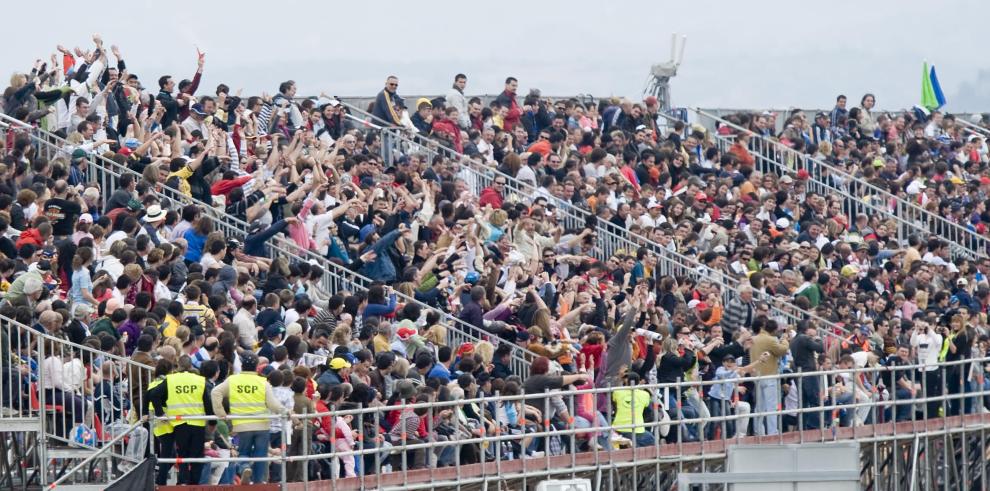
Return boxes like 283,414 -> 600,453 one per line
516,165 -> 537,188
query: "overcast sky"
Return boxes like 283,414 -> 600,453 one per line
5,0 -> 990,112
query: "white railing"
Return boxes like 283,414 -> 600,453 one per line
0,315 -> 153,488
689,109 -> 989,260
338,102 -> 853,343
149,355 -> 990,490
0,113 -> 537,378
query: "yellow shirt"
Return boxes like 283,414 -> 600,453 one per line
167,166 -> 194,197
611,387 -> 650,434
161,315 -> 181,338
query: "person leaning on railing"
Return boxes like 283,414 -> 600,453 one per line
749,317 -> 789,437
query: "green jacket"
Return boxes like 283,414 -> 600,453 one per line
90,317 -> 119,340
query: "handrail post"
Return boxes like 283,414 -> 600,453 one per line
37,331 -> 48,486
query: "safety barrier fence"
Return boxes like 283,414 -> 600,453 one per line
338,103 -> 853,344
0,314 -> 154,488
148,355 -> 990,490
959,117 -> 990,140
0,113 -> 537,379
689,109 -> 988,261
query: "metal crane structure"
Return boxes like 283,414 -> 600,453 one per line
644,33 -> 687,112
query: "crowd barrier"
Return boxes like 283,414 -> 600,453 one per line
139,355 -> 990,490
336,102 -> 853,345
690,109 -> 989,260
0,113 -> 537,379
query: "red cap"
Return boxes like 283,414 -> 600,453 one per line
981,176 -> 990,186
695,191 -> 708,202
456,343 -> 475,357
796,169 -> 810,180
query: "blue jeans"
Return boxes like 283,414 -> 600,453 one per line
706,398 -> 734,439
618,430 -> 655,447
835,392 -> 855,426
236,430 -> 271,483
887,388 -> 914,422
666,391 -> 698,441
754,379 -> 779,436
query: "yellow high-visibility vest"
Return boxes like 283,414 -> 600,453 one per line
149,377 -> 174,437
164,371 -> 207,427
227,373 -> 268,428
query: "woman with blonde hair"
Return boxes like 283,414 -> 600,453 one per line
329,325 -> 351,351
474,341 -> 495,366
424,323 -> 447,348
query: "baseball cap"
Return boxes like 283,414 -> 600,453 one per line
396,325 -> 417,340
328,357 -> 352,370
456,342 -> 475,357
78,213 -> 93,224
191,103 -> 207,116
796,169 -> 810,180
71,149 -> 88,162
265,322 -> 286,339
359,224 -> 377,242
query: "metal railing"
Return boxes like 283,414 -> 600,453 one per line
0,315 -> 154,488
339,102 -> 853,343
266,237 -> 535,377
690,109 -> 989,260
0,113 -> 536,378
148,354 -> 990,490
959,117 -> 990,138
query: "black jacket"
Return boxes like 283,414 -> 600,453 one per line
157,90 -> 180,128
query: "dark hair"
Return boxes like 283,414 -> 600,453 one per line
137,334 -> 154,352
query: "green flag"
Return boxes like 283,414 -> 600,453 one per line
921,61 -> 938,111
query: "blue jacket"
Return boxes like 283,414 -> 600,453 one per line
426,363 -> 451,383
244,220 -> 289,257
358,229 -> 402,282
183,229 -> 207,263
362,293 -> 397,318
371,90 -> 403,125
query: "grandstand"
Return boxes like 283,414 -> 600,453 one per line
1,37 -> 990,491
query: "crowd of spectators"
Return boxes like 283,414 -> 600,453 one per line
0,35 -> 989,485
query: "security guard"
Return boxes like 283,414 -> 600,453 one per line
211,352 -> 284,484
148,356 -> 213,485
147,359 -> 176,486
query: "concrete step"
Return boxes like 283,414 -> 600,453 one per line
46,447 -> 102,460
0,417 -> 41,432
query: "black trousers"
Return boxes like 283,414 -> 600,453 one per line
155,432 -> 175,486
922,369 -> 943,418
172,423 -> 206,485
